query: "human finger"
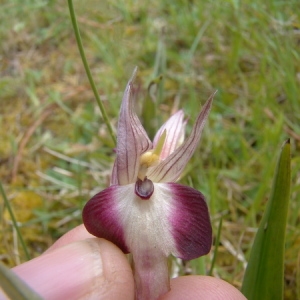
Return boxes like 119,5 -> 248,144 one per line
11,238 -> 134,300
44,224 -> 93,254
162,275 -> 246,300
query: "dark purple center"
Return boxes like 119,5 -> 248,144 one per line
135,177 -> 154,200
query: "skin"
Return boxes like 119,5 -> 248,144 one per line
1,225 -> 246,300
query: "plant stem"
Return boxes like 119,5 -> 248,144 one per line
0,182 -> 30,261
67,0 -> 116,145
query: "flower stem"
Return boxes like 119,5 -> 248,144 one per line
67,0 -> 116,145
133,251 -> 170,300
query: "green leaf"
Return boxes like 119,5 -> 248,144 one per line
241,139 -> 291,299
209,216 -> 223,276
0,262 -> 43,300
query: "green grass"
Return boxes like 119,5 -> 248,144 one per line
0,0 -> 299,298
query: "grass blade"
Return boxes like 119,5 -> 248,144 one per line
297,253 -> 300,300
67,0 -> 116,146
241,139 -> 291,299
209,216 -> 223,276
0,262 -> 42,300
0,182 -> 30,261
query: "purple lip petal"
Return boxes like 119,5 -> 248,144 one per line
152,110 -> 185,160
167,183 -> 212,260
117,67 -> 152,185
148,92 -> 216,183
82,185 -> 129,253
83,179 -> 212,299
118,182 -> 211,260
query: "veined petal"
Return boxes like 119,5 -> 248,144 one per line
167,183 -> 212,260
84,182 -> 211,260
117,68 -> 152,185
97,183 -> 178,256
82,185 -> 129,253
148,92 -> 216,183
83,182 -> 211,299
84,181 -> 179,260
123,182 -> 211,260
152,110 -> 186,160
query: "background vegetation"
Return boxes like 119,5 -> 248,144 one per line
0,0 -> 299,298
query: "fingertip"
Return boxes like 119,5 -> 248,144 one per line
94,239 -> 135,300
162,275 -> 246,300
44,224 -> 93,254
13,238 -> 134,300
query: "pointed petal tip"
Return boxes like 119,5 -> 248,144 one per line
148,93 -> 215,183
152,109 -> 186,160
117,67 -> 152,185
202,90 -> 217,111
128,66 -> 138,85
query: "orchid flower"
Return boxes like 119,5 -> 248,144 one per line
83,69 -> 215,300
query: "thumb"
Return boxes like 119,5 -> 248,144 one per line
11,238 -> 134,300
